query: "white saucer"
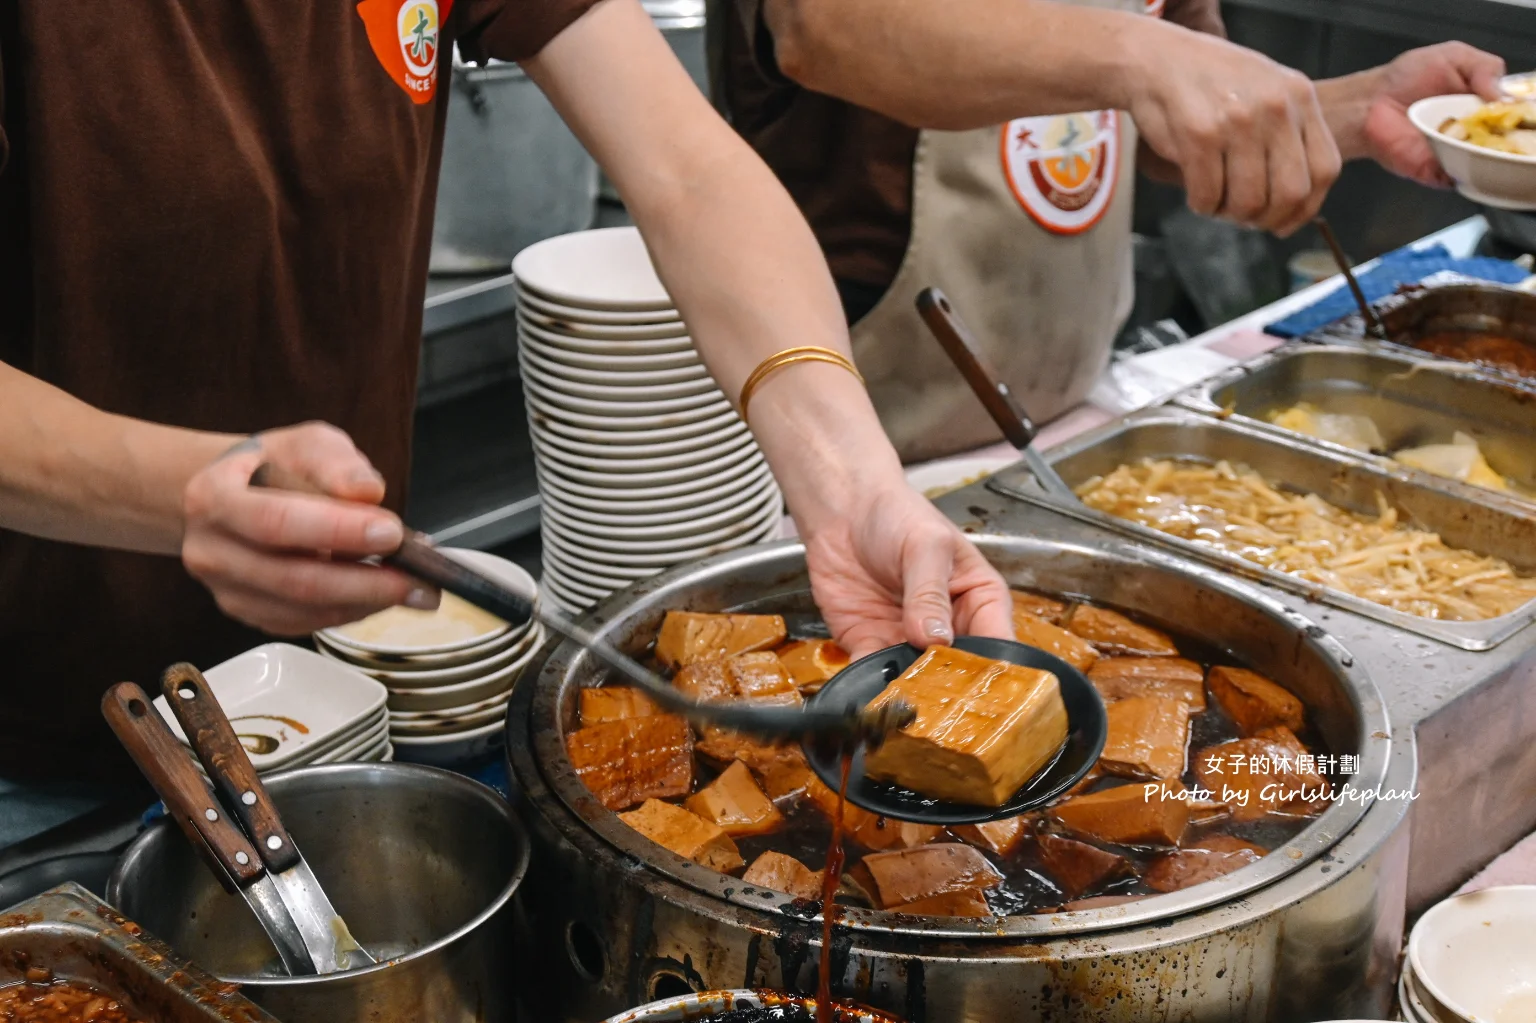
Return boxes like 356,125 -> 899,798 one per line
518,342 -> 708,386
526,397 -> 744,442
541,475 -> 779,533
534,455 -> 768,502
518,312 -> 689,342
512,227 -> 674,311
516,286 -> 680,325
531,419 -> 750,462
531,435 -> 762,488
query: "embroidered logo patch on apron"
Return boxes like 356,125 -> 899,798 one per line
1145,0 -> 1166,17
356,0 -> 453,104
1000,111 -> 1120,235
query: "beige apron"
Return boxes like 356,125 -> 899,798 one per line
851,0 -> 1146,463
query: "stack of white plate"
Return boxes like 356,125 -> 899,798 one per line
314,550 -> 545,767
511,227 -> 782,613
1399,885 -> 1536,1022
154,644 -> 391,775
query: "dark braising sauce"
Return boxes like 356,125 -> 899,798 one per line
0,981 -> 144,1023
816,755 -> 852,1023
1416,330 -> 1536,378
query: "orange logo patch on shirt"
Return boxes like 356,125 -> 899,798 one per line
1000,111 -> 1120,236
356,0 -> 454,104
1145,0 -> 1166,16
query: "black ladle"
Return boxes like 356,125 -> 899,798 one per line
801,637 -> 1107,825
249,466 -> 911,745
1316,217 -> 1390,341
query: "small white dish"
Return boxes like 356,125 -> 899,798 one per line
390,718 -> 506,767
388,684 -> 517,722
535,455 -> 769,504
518,341 -> 708,386
389,696 -> 510,735
312,722 -> 390,764
525,392 -> 743,438
531,434 -> 762,488
512,227 -> 675,311
1408,884 -> 1536,1023
1499,71 -> 1536,100
312,623 -> 518,671
1397,966 -> 1443,1023
516,286 -> 680,325
516,326 -> 696,358
1409,94 -> 1536,210
542,496 -> 781,561
531,420 -> 750,462
519,353 -> 720,402
540,474 -> 778,532
342,624 -> 541,689
521,370 -> 727,418
523,341 -> 700,373
319,549 -> 534,656
540,541 -> 655,589
518,313 -> 690,342
383,629 -> 543,713
154,644 -> 386,772
535,463 -> 773,517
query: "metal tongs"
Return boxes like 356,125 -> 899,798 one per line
103,667 -> 377,976
915,287 -> 1078,503
387,535 -> 913,744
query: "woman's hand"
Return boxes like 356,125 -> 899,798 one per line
800,476 -> 1014,660
180,422 -> 434,635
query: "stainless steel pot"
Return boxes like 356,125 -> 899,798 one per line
604,989 -> 900,1022
506,535 -> 1414,1022
431,50 -> 598,274
106,763 -> 529,1023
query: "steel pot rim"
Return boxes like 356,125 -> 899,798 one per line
107,761 -> 530,987
517,535 -> 1393,940
603,988 -> 903,1023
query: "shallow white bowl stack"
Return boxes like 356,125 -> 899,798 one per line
153,644 -> 391,775
314,549 -> 544,767
1399,885 -> 1536,1022
510,226 -> 783,613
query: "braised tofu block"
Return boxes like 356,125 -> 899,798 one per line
1193,727 -> 1329,822
1065,765 -> 1104,798
895,889 -> 993,918
805,776 -> 942,850
673,660 -> 735,703
849,844 -> 1003,910
863,646 -> 1069,807
1208,666 -> 1304,736
1036,831 -> 1131,898
727,652 -> 803,706
566,715 -> 693,811
742,851 -> 823,900
578,686 -> 660,727
1013,614 -> 1100,673
694,731 -> 813,801
1099,696 -> 1191,782
1011,590 -> 1066,625
685,761 -> 785,838
1065,605 -> 1179,657
952,816 -> 1032,858
1144,836 -> 1266,893
1089,657 -> 1206,711
655,612 -> 787,669
775,639 -> 851,694
618,799 -> 744,873
1049,781 -> 1190,847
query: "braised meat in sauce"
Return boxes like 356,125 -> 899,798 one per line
0,982 -> 143,1023
576,596 -> 1339,918
1415,330 -> 1536,378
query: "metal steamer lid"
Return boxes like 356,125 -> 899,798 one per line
520,537 -> 1393,940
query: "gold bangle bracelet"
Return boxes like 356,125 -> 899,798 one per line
737,346 -> 864,425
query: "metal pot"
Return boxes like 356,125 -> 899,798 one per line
106,763 -> 529,1023
604,989 -> 900,1022
431,51 -> 598,274
506,535 -> 1414,1023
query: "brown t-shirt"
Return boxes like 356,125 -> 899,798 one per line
710,0 -> 1225,315
0,0 -> 595,783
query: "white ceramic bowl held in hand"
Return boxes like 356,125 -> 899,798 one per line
1409,94 -> 1536,210
1407,884 -> 1536,1023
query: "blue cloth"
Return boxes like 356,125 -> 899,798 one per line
0,778 -> 114,848
1265,244 -> 1531,338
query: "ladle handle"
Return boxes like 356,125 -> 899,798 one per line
916,287 -> 1039,450
160,663 -> 300,875
101,682 -> 266,894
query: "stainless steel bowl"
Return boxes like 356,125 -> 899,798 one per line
106,762 -> 528,1023
507,536 -> 1413,1022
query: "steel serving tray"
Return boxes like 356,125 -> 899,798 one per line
988,406 -> 1536,651
0,882 -> 279,1023
1173,343 -> 1536,505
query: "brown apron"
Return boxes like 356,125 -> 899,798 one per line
850,0 -> 1144,463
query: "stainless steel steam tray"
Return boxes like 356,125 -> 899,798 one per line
1172,342 -> 1536,505
0,883 -> 280,1022
987,406 -> 1536,651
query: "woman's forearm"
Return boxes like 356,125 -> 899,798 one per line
0,361 -> 238,553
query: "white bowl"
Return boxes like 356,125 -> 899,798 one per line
521,368 -> 727,417
536,461 -> 773,514
516,326 -> 696,357
388,684 -> 518,722
526,391 -> 743,438
532,435 -> 762,488
536,579 -> 590,614
544,514 -> 779,571
542,495 -> 781,560
522,340 -> 700,372
512,227 -> 674,311
312,721 -> 391,764
1408,885 -> 1536,1023
335,622 -> 541,689
390,718 -> 506,767
522,382 -> 730,427
516,286 -> 680,325
517,342 -> 708,386
312,623 -> 518,671
383,630 -> 543,712
532,432 -> 756,476
1397,967 -> 1441,1023
389,696 -> 510,735
1409,94 -> 1536,210
536,452 -> 768,502
531,420 -> 751,464
540,540 -> 656,587
540,474 -> 779,532
1500,71 -> 1536,100
518,352 -> 720,402
539,569 -> 611,605
319,549 -> 533,656
518,313 -> 689,342
154,644 -> 387,773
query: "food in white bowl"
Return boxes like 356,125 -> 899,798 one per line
1409,94 -> 1536,210
1438,99 -> 1536,155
